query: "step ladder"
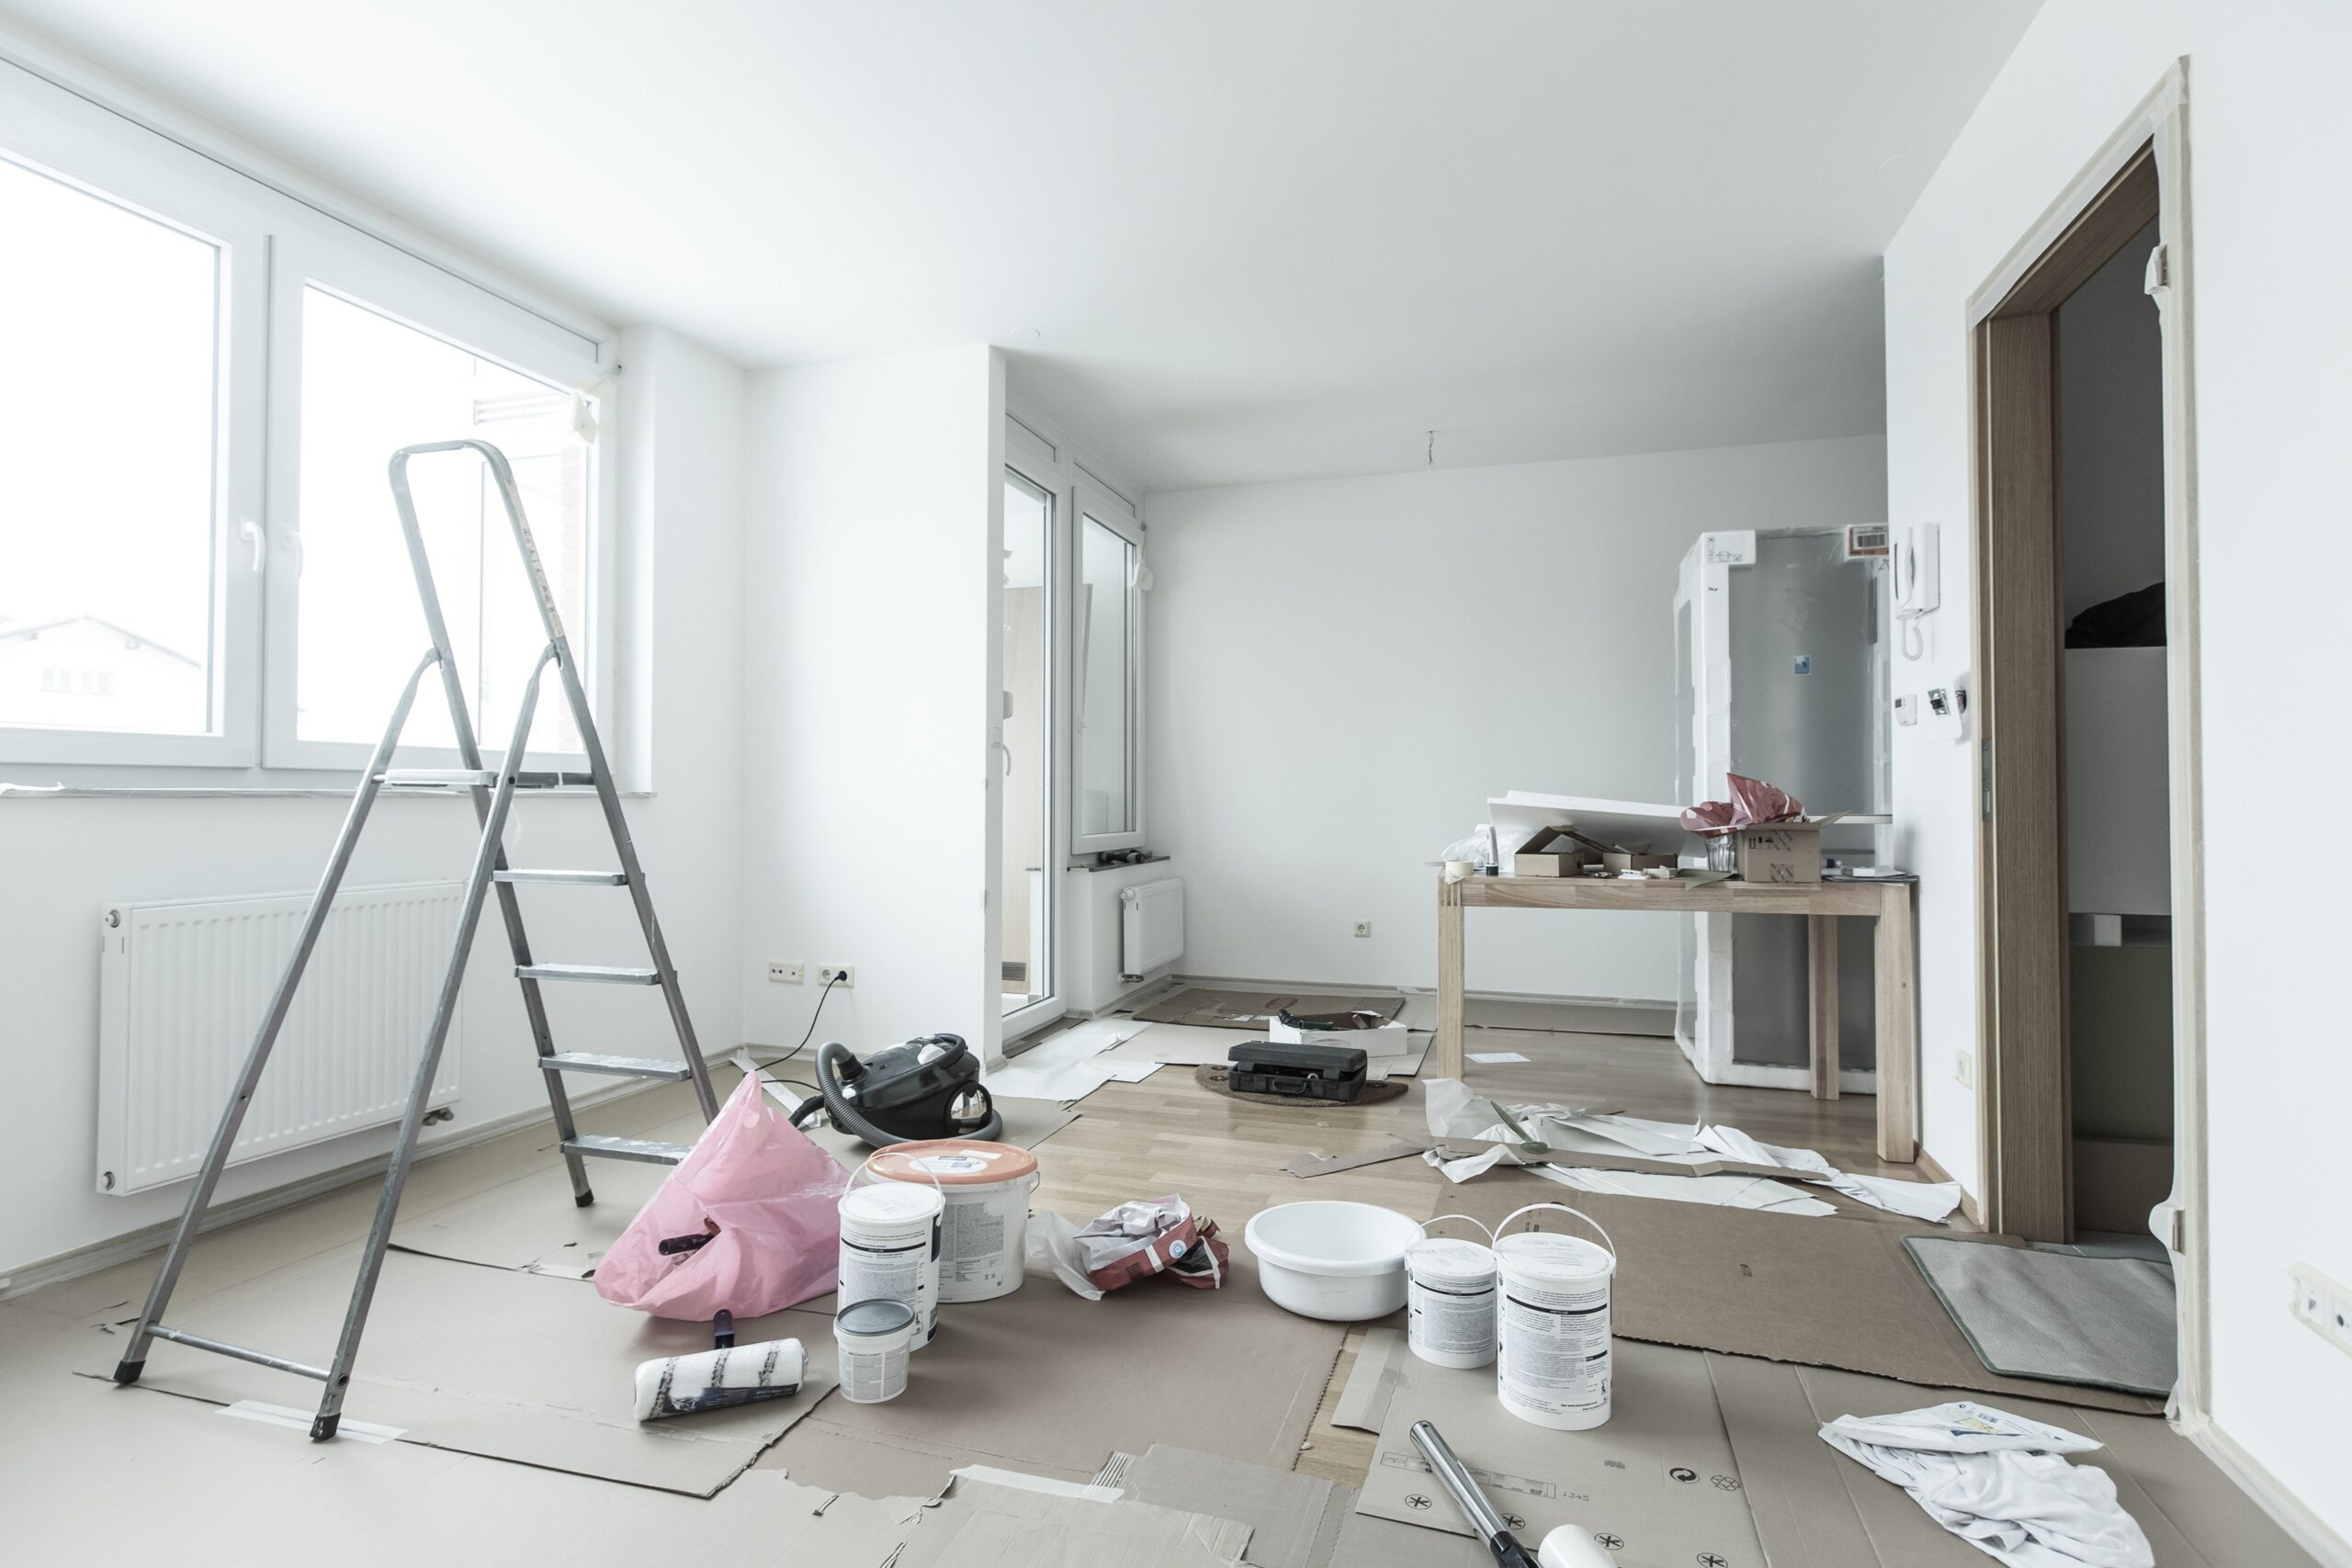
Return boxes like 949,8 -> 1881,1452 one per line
111,438 -> 718,1439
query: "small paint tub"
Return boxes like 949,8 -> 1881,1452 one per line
865,1140 -> 1039,1304
834,1298 -> 917,1404
838,1179 -> 944,1348
1407,1214 -> 1498,1369
1493,1202 -> 1617,1431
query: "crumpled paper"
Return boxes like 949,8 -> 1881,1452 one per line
1681,772 -> 1804,837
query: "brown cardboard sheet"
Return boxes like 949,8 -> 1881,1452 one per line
1129,988 -> 1407,1029
385,1097 -> 1077,1279
761,1415 -> 1097,1498
1102,1021 -> 1434,1077
1114,1444 -> 1353,1568
111,1247 -> 839,1495
1282,1137 -> 1432,1179
1442,1170 -> 2163,1414
897,1475 -> 1251,1567
1706,1353 -> 2314,1568
1338,1328 -> 1765,1567
765,1253 -> 1347,1480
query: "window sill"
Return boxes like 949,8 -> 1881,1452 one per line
0,784 -> 652,800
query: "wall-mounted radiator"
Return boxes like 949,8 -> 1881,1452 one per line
1120,876 -> 1185,980
96,883 -> 466,1196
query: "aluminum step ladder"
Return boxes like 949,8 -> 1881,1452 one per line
111,438 -> 718,1439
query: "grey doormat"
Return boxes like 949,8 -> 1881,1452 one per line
1905,1235 -> 2177,1396
1130,987 -> 1406,1029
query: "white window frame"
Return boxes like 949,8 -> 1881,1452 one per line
0,55 -> 618,783
1069,478 -> 1148,857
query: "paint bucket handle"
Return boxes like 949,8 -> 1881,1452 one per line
1494,1201 -> 1616,1264
1421,1213 -> 1496,1246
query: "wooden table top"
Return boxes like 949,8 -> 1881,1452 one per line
1442,870 -> 1909,917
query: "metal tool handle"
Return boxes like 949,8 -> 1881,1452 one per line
1409,1420 -> 1540,1568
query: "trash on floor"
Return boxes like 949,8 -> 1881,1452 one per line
1818,1403 -> 2154,1568
986,1017 -> 1165,1104
1282,1136 -> 1431,1178
1531,1165 -> 1838,1216
1027,1196 -> 1229,1300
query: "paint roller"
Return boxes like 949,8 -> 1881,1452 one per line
631,1298 -> 808,1422
1409,1420 -> 1619,1568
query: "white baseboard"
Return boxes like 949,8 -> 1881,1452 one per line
2184,1415 -> 2351,1567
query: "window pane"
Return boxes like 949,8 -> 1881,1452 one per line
1077,515 -> 1135,835
0,155 -> 217,735
296,287 -> 588,754
1001,473 -> 1052,1014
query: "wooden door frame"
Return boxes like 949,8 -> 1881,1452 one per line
1965,63 -> 2207,1416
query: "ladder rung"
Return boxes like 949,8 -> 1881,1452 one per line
147,1325 -> 329,1381
379,768 -> 495,787
562,1134 -> 693,1165
512,771 -> 597,789
494,869 -> 628,886
538,1053 -> 691,1081
516,964 -> 660,985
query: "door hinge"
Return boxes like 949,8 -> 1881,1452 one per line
2143,243 -> 2169,296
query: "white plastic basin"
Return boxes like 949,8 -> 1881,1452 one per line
1244,1201 -> 1426,1321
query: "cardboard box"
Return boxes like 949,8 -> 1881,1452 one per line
1269,1011 -> 1413,1058
1600,851 -> 1677,874
1733,813 -> 1844,884
1510,826 -> 1595,877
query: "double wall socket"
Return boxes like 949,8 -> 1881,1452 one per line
766,962 -> 804,985
2290,1263 -> 2352,1359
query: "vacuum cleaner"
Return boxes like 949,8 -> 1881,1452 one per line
1410,1420 -> 1619,1568
788,1033 -> 1002,1148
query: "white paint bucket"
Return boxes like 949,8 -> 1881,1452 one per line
1492,1202 -> 1618,1430
1407,1214 -> 1498,1369
865,1139 -> 1039,1304
833,1298 -> 917,1404
838,1177 -> 944,1348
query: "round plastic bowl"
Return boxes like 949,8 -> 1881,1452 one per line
1244,1201 -> 1427,1321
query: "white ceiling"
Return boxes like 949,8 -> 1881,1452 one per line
0,1 -> 2037,491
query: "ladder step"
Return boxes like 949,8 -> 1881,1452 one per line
538,1053 -> 691,1081
379,768 -> 495,787
516,964 -> 661,985
562,1134 -> 694,1165
494,869 -> 628,886
147,1325 -> 329,1381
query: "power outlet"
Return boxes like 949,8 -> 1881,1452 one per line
2290,1263 -> 2352,1359
818,964 -> 855,988
767,962 -> 803,985
1954,1050 -> 1974,1089
1352,920 -> 1373,939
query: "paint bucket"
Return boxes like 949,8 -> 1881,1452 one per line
1407,1215 -> 1499,1370
838,1174 -> 944,1348
1492,1202 -> 1618,1430
865,1140 -> 1039,1304
833,1298 -> 917,1404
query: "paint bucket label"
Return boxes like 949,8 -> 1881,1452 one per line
1496,1231 -> 1614,1430
834,1300 -> 915,1404
868,1141 -> 1038,1305
838,1184 -> 944,1347
1406,1236 -> 1498,1369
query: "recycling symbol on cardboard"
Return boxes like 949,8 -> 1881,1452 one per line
1669,1466 -> 1699,1483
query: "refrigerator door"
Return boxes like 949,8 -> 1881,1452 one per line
1725,531 -> 1886,1071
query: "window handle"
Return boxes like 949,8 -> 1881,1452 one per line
281,530 -> 304,578
239,517 -> 265,573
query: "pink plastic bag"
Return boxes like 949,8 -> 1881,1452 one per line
1680,772 -> 1804,837
594,1073 -> 848,1320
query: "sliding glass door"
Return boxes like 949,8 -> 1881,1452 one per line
1001,468 -> 1055,1020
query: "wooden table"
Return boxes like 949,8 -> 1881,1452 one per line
1436,872 -> 1919,1162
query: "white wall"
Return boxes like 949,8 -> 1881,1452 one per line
1884,1 -> 2352,1545
737,346 -> 1005,1061
0,323 -> 748,1279
1144,434 -> 1888,1001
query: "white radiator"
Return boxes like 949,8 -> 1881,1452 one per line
96,883 -> 466,1196
1119,876 -> 1185,980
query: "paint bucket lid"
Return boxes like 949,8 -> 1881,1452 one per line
841,1181 -> 944,1224
1405,1236 -> 1496,1284
1495,1230 -> 1614,1280
867,1139 -> 1037,1186
834,1299 -> 918,1340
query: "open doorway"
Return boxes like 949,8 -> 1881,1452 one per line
1001,468 -> 1055,1020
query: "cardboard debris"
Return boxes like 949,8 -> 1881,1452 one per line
762,1415 -> 1096,1499
1100,1021 -> 1436,1077
113,1247 -> 840,1495
896,1472 -> 1251,1567
1129,989 -> 1406,1030
1338,1327 -> 1765,1567
1439,1173 -> 2163,1414
1114,1444 -> 1353,1568
1282,1138 -> 1432,1179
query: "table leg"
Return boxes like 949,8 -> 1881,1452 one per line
1874,885 -> 1917,1164
1807,914 -> 1839,1100
1436,884 -> 1465,1079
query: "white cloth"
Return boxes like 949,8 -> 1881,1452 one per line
1819,1403 -> 2153,1568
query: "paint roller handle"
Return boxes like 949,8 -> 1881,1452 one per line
713,1311 -> 734,1349
1408,1421 -> 1539,1567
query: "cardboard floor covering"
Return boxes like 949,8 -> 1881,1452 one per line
1128,988 -> 1408,1029
107,1247 -> 841,1496
1442,1168 -> 2165,1414
1100,1021 -> 1435,1077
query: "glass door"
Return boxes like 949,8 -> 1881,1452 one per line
1001,469 -> 1056,1019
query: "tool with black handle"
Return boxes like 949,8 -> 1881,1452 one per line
1408,1420 -> 1620,1568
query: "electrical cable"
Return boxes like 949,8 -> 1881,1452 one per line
742,974 -> 842,1100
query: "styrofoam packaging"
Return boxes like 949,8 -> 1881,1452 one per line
833,1299 -> 916,1404
1407,1235 -> 1499,1369
865,1140 -> 1039,1304
1267,1014 -> 1413,1058
1493,1204 -> 1617,1430
838,1181 -> 944,1348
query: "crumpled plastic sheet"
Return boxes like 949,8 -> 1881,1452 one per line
1681,772 -> 1804,837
